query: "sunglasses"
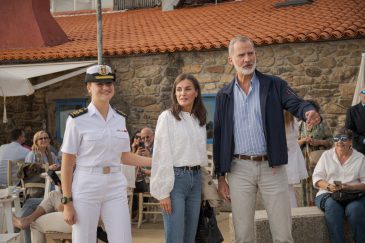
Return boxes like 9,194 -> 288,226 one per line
361,90 -> 365,94
38,137 -> 49,141
333,135 -> 350,142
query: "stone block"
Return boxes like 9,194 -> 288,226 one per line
165,67 -> 179,77
206,65 -> 225,73
135,65 -> 160,78
287,56 -> 303,65
297,47 -> 315,56
182,64 -> 203,74
258,57 -> 275,67
275,46 -> 294,57
220,74 -> 234,84
133,96 -> 156,107
229,207 -> 354,243
305,67 -> 322,77
339,83 -> 356,97
323,103 -> 346,114
319,57 -> 336,69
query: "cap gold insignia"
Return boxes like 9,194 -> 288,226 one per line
99,65 -> 108,75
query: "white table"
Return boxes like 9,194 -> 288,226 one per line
41,171 -> 61,198
0,233 -> 20,243
0,196 -> 20,234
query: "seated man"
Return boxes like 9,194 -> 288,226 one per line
14,190 -> 108,243
13,191 -> 71,243
0,129 -> 29,186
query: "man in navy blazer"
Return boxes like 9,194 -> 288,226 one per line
346,87 -> 365,155
213,36 -> 320,243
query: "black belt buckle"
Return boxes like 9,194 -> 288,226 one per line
176,165 -> 200,171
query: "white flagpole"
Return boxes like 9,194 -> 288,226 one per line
352,53 -> 365,106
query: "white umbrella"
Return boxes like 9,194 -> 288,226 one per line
0,69 -> 34,97
0,69 -> 34,123
352,53 -> 365,106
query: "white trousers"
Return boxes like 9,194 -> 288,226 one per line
228,159 -> 293,243
72,169 -> 131,243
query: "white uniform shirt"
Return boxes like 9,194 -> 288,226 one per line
0,142 -> 30,185
312,148 -> 365,197
61,102 -> 130,167
150,110 -> 208,200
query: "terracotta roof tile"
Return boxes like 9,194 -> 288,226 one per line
0,0 -> 364,62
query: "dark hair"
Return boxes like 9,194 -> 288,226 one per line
334,127 -> 353,138
130,130 -> 141,146
10,129 -> 24,141
306,99 -> 320,112
170,74 -> 207,126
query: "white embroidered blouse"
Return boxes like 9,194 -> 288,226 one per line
150,110 -> 208,200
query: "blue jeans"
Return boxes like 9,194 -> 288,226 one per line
16,198 -> 43,243
315,193 -> 365,243
163,168 -> 201,243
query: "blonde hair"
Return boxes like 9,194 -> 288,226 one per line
32,130 -> 55,165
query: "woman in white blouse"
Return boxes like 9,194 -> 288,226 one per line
150,73 -> 207,243
312,127 -> 365,243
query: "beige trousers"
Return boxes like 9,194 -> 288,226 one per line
227,159 -> 293,243
30,212 -> 71,243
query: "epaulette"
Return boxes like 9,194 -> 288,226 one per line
113,108 -> 128,118
69,108 -> 88,118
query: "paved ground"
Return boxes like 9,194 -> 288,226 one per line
131,212 -> 232,243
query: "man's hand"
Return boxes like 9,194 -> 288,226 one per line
305,110 -> 321,126
218,177 -> 230,202
159,197 -> 172,214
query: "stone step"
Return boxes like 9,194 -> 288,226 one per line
229,207 -> 354,243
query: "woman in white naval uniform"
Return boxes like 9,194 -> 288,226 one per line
60,65 -> 151,243
150,74 -> 208,243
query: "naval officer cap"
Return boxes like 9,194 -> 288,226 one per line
85,64 -> 115,83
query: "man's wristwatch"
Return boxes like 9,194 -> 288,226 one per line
216,172 -> 226,178
61,196 -> 73,204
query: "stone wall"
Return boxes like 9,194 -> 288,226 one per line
0,38 -> 364,145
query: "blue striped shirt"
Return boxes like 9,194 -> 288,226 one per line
233,73 -> 267,155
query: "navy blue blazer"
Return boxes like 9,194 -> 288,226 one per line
213,70 -> 314,174
346,103 -> 365,155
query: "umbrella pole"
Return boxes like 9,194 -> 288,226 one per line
96,0 -> 103,65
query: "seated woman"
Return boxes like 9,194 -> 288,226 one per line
313,127 -> 365,243
25,130 -> 60,171
298,100 -> 332,205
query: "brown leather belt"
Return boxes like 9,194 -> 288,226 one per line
233,154 -> 268,161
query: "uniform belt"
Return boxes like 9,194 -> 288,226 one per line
233,154 -> 268,161
76,166 -> 121,174
174,165 -> 201,171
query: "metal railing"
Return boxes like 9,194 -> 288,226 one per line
113,0 -> 161,10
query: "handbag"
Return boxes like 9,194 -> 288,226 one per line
134,179 -> 149,193
195,200 -> 224,243
201,167 -> 222,208
17,163 -> 45,198
331,190 -> 365,204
